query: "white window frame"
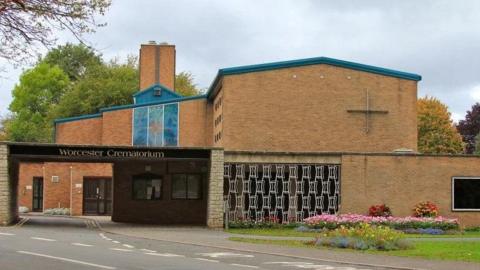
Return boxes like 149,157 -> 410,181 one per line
451,176 -> 480,211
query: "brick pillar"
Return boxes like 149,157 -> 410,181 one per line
0,144 -> 13,225
207,149 -> 224,228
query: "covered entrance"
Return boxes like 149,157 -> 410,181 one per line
83,177 -> 112,215
0,142 -> 224,227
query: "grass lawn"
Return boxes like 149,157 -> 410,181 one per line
229,237 -> 480,263
227,228 -> 480,238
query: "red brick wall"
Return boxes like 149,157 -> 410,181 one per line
18,163 -> 43,211
101,109 -> 133,146
18,162 -> 112,215
139,44 -> 175,90
56,117 -> 103,145
341,154 -> 480,227
221,64 -> 418,152
179,99 -> 210,147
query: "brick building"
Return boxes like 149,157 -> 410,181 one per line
15,41 -> 480,227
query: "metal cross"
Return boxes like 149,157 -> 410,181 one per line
347,89 -> 388,133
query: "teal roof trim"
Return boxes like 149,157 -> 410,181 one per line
54,113 -> 102,124
100,94 -> 207,113
133,83 -> 183,104
133,83 -> 182,98
207,56 -> 422,98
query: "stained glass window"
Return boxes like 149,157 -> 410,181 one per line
164,103 -> 179,146
132,103 -> 178,147
132,106 -> 148,146
148,105 -> 164,146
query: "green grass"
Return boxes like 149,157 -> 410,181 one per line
229,237 -> 480,263
227,228 -> 480,238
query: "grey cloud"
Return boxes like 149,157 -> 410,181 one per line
1,0 -> 480,121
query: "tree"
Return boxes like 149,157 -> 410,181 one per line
8,62 -> 70,142
41,43 -> 102,81
51,58 -> 138,118
0,0 -> 111,65
417,96 -> 463,154
475,132 -> 480,155
175,71 -> 203,96
0,114 -> 11,141
457,103 -> 480,154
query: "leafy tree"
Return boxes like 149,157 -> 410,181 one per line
41,43 -> 102,81
0,0 -> 111,65
175,71 -> 203,96
51,58 -> 138,118
475,132 -> 480,155
417,96 -> 463,154
0,114 -> 11,141
8,62 -> 70,142
457,103 -> 480,154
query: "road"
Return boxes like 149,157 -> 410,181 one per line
0,215 -> 388,270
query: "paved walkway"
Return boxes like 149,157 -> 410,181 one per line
80,216 -> 480,270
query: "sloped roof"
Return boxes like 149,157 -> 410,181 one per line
133,83 -> 183,104
207,56 -> 422,98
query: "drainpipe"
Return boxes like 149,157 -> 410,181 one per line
70,166 -> 73,216
42,165 -> 45,213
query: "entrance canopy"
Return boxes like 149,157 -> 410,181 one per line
0,142 -> 224,227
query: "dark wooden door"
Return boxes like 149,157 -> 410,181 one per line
32,177 -> 43,212
83,178 -> 112,215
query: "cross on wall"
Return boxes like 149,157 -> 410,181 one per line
347,89 -> 388,134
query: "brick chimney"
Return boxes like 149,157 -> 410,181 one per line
139,41 -> 176,90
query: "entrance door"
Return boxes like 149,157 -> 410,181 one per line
83,178 -> 112,215
32,177 -> 43,212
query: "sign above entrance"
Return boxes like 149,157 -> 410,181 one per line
59,148 -> 165,158
7,143 -> 212,160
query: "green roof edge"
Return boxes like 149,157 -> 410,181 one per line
132,83 -> 182,98
54,113 -> 102,124
207,56 -> 422,98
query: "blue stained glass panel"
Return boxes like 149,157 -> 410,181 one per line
148,105 -> 164,146
132,107 -> 148,146
163,103 -> 179,146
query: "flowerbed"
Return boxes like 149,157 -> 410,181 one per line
44,208 -> 70,216
315,223 -> 411,251
304,214 -> 459,231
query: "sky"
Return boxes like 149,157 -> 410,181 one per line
1,0 -> 480,122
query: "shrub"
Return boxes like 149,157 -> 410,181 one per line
303,214 -> 459,231
413,201 -> 438,217
402,228 -> 445,235
44,208 -> 70,216
368,204 -> 392,217
465,226 -> 480,232
315,223 -> 412,251
228,218 -> 299,229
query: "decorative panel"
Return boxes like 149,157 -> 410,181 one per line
132,103 -> 178,147
132,106 -> 148,146
148,105 -> 164,146
164,103 -> 179,146
224,163 -> 340,223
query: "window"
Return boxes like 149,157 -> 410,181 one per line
132,174 -> 163,200
452,177 -> 480,211
172,174 -> 202,199
132,103 -> 178,147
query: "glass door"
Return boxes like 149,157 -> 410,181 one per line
32,177 -> 43,212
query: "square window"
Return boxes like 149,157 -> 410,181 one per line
172,174 -> 202,199
452,177 -> 480,211
132,174 -> 162,200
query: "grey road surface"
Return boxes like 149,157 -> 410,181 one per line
0,215 -> 390,270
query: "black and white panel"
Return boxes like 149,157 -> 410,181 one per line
224,163 -> 341,223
